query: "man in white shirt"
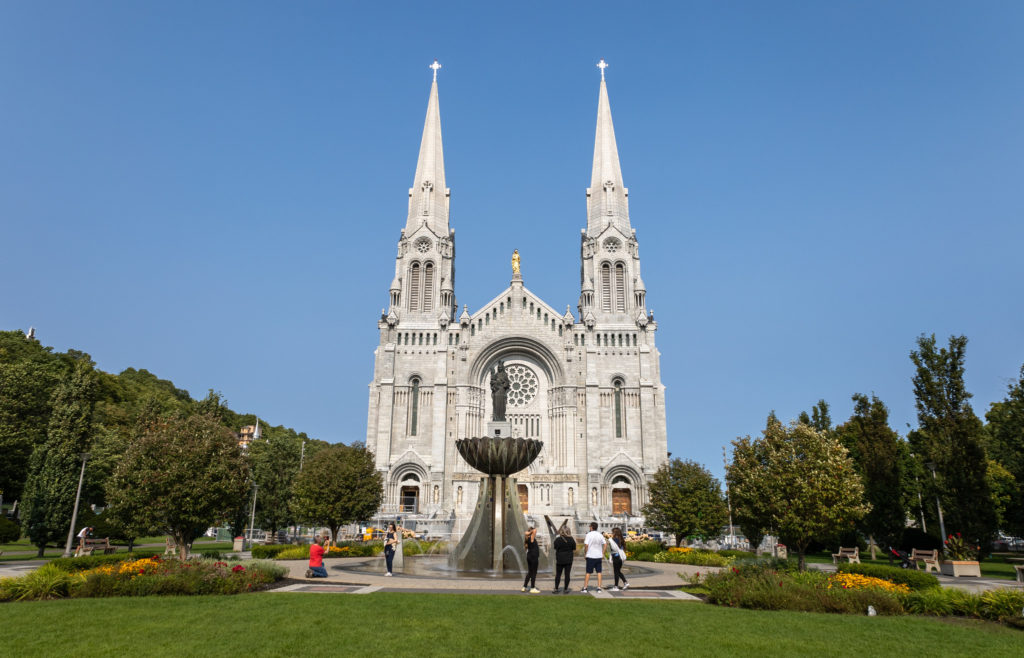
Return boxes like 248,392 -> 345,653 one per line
582,521 -> 606,593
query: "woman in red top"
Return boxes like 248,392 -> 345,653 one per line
306,536 -> 329,578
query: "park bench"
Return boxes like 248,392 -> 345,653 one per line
1013,564 -> 1024,584
910,548 -> 940,573
831,546 -> 860,564
76,537 -> 114,557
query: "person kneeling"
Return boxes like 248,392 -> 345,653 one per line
306,536 -> 329,578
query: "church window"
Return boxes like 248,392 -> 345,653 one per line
601,263 -> 612,312
471,325 -> 475,336
530,302 -> 534,314
632,334 -> 637,346
522,297 -> 527,309
410,378 -> 420,436
500,302 -> 504,313
485,314 -> 490,325
568,487 -> 574,507
536,308 -> 541,320
615,263 -> 626,312
614,379 -> 623,438
409,263 -> 421,311
580,334 -> 585,346
618,334 -> 623,347
423,263 -> 434,312
574,334 -> 578,346
448,334 -> 452,345
455,334 -> 460,345
433,333 -> 438,345
558,325 -> 562,336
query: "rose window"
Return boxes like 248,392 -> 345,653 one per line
415,238 -> 432,253
506,364 -> 539,407
603,237 -> 621,253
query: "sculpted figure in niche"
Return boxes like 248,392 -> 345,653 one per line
490,361 -> 510,421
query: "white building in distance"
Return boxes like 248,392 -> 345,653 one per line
366,61 -> 668,534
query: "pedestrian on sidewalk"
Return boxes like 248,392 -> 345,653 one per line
582,522 -> 606,593
306,535 -> 329,578
522,526 -> 540,593
384,522 -> 399,576
552,524 -> 576,594
608,527 -> 629,591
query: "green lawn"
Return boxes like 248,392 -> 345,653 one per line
1,593 -> 1021,656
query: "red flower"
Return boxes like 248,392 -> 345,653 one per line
232,565 -> 246,573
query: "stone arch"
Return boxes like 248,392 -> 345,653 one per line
469,336 -> 565,385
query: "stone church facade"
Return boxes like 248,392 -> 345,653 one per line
365,62 -> 668,534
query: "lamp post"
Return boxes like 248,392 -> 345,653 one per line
247,483 -> 259,548
910,454 -> 926,533
62,452 -> 91,558
723,446 -> 734,548
925,462 -> 946,541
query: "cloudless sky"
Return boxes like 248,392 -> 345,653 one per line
2,2 -> 1022,480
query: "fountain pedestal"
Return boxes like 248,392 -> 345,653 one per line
450,436 -> 549,573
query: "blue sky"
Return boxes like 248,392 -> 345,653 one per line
2,2 -> 1022,480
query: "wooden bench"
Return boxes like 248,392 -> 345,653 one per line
910,548 -> 940,573
75,537 -> 114,557
832,546 -> 860,564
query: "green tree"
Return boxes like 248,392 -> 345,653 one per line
105,414 -> 250,560
908,334 -> 995,548
985,363 -> 1024,537
21,360 -> 98,556
642,459 -> 728,546
728,415 -> 869,570
798,399 -> 833,433
249,429 -> 302,536
835,394 -> 907,562
291,443 -> 383,542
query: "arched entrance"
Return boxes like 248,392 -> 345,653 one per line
611,475 -> 632,515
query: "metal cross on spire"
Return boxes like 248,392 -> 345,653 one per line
597,58 -> 608,80
430,59 -> 442,81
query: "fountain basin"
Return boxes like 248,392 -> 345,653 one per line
455,436 -> 542,476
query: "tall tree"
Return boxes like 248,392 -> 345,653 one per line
106,413 -> 250,559
642,459 -> 728,546
909,334 -> 995,547
835,394 -> 907,561
985,363 -> 1024,537
21,360 -> 98,555
249,429 -> 303,537
728,415 -> 869,570
291,443 -> 383,542
798,399 -> 833,433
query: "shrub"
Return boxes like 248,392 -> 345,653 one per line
1,564 -> 74,601
705,568 -> 902,615
50,552 -> 162,573
837,563 -> 939,591
899,587 -> 1024,624
900,588 -> 954,616
731,555 -> 798,575
195,549 -> 223,560
0,516 -> 21,543
68,557 -> 286,598
717,549 -> 756,560
274,546 -> 310,560
251,544 -> 292,559
653,549 -> 731,567
625,540 -> 664,553
980,589 -> 1024,622
629,551 -> 660,562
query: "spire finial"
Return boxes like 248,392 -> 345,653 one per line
597,58 -> 608,80
430,59 -> 441,81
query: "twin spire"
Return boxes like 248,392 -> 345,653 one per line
406,59 -> 628,235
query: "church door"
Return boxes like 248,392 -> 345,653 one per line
400,486 -> 419,513
518,484 -> 528,512
611,488 -> 631,515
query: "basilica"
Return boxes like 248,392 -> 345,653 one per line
365,61 -> 668,535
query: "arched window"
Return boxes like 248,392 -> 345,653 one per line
614,379 -> 623,438
409,263 -> 421,311
423,263 -> 434,312
410,378 -> 420,436
614,263 -> 626,312
601,262 -> 612,312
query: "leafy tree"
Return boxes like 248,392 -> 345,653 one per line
908,334 -> 995,548
21,360 -> 98,555
985,363 -> 1024,537
249,429 -> 303,536
291,443 -> 383,542
728,415 -> 869,570
835,394 -> 907,562
106,414 -> 250,559
642,459 -> 728,546
798,399 -> 833,433
0,515 -> 21,543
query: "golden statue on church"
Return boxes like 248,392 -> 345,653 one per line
511,249 -> 521,276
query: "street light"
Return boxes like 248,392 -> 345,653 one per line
910,453 -> 926,533
925,462 -> 947,541
247,483 -> 259,548
62,452 -> 91,558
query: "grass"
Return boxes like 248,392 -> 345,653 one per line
0,537 -> 235,563
1,593 -> 1021,656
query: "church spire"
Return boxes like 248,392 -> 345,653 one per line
586,59 -> 630,235
406,60 -> 449,235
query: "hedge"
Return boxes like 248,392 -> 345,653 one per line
837,563 -> 940,591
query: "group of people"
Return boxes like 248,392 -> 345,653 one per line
306,522 -> 402,579
524,521 -> 629,594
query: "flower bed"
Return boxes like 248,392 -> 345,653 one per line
0,557 -> 287,602
837,563 -> 939,590
654,548 -> 732,567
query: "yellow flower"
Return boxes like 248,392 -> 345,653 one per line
826,572 -> 909,594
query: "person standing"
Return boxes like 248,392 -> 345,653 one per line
384,522 -> 398,576
552,525 -> 576,594
582,522 -> 606,593
306,535 -> 329,578
522,526 -> 540,593
608,527 -> 629,591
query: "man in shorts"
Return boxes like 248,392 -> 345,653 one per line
582,521 -> 606,593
